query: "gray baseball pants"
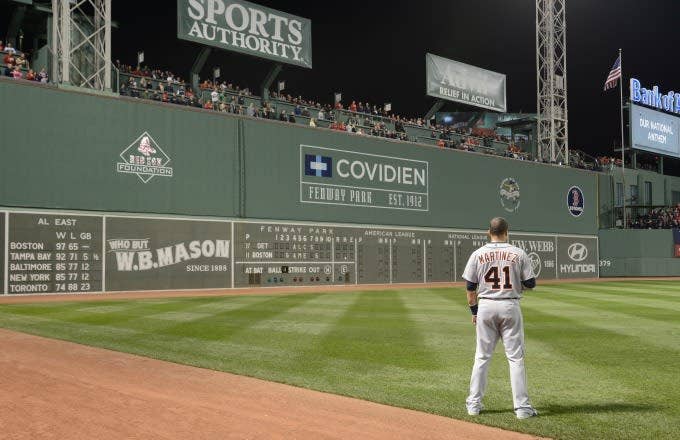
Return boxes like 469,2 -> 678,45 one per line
465,298 -> 534,413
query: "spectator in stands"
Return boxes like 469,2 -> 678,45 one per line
15,54 -> 27,68
288,112 -> 296,124
247,103 -> 256,117
25,69 -> 36,81
5,42 -> 16,54
318,108 -> 326,121
294,104 -> 302,116
279,110 -> 288,122
211,88 -> 219,109
350,101 -> 357,112
3,52 -> 14,66
203,100 -> 213,110
437,139 -> 446,149
12,66 -> 23,79
0,41 -> 4,51
309,118 -> 317,128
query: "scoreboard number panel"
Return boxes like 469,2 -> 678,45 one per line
234,222 -> 344,287
7,213 -> 103,294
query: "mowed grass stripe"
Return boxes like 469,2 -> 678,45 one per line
530,287 -> 680,323
521,295 -> 680,351
159,294 -> 320,341
545,282 -> 680,297
573,283 -> 680,299
538,285 -> 680,312
249,294 -> 357,335
523,306 -> 678,392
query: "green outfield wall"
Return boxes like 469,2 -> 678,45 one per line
0,79 -> 598,235
598,229 -> 680,276
0,79 -> 240,217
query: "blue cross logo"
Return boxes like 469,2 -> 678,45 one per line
304,154 -> 332,177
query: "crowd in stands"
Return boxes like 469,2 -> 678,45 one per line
628,205 -> 680,229
1,41 -> 48,83
10,53 -> 668,173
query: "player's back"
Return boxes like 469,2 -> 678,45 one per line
463,242 -> 532,300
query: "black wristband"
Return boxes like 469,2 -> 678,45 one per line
469,304 -> 478,316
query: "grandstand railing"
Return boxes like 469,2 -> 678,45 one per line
612,205 -> 680,229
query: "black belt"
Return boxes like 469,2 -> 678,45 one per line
480,297 -> 520,300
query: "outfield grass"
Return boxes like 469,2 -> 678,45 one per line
0,281 -> 679,440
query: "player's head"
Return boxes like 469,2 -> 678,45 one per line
488,217 -> 509,241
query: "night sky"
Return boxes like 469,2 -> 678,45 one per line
10,0 -> 680,158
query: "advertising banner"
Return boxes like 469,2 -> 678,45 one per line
177,0 -> 312,69
299,145 -> 429,212
426,53 -> 507,112
556,236 -> 599,279
105,217 -> 232,291
630,103 -> 680,159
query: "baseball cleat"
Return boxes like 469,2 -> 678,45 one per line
516,408 -> 538,419
466,404 -> 484,416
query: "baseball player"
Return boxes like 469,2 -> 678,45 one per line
462,217 -> 538,419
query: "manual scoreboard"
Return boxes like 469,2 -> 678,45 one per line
0,211 -> 599,294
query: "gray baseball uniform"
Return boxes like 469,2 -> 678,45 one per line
462,242 -> 536,416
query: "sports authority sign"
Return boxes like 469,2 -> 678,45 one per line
177,0 -> 312,69
299,145 -> 429,211
426,53 -> 507,113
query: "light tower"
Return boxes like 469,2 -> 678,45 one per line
52,0 -> 112,91
536,0 -> 568,164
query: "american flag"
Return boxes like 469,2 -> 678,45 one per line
603,55 -> 622,91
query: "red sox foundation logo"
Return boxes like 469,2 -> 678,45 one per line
116,132 -> 174,183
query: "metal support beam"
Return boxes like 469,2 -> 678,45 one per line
260,63 -> 283,102
52,0 -> 112,91
424,99 -> 446,122
536,0 -> 569,165
190,47 -> 212,94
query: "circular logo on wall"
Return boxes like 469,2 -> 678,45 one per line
567,243 -> 588,262
528,252 -> 542,278
567,186 -> 585,217
499,178 -> 521,213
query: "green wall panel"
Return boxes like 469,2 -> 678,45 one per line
242,119 -> 598,234
599,229 -> 680,276
0,80 -> 239,217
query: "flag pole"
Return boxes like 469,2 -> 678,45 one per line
619,48 -> 627,229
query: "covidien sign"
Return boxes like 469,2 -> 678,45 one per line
300,145 -> 429,211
